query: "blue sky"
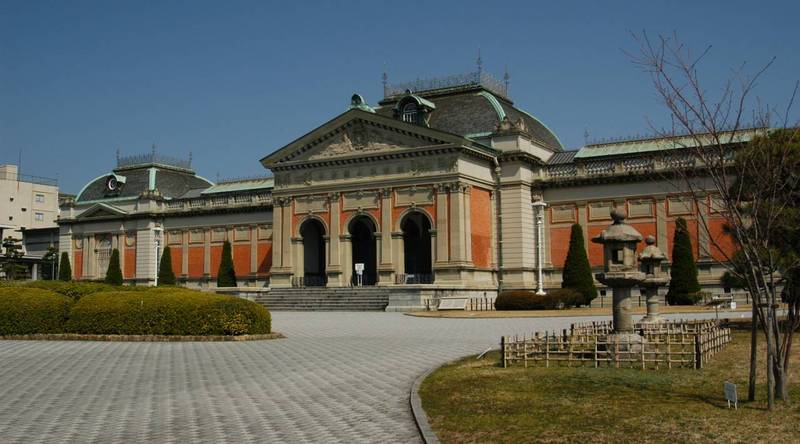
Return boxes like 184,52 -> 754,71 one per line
1,0 -> 798,193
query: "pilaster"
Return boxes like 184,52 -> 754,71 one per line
435,184 -> 449,264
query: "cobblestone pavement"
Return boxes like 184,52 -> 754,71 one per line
0,311 -> 732,443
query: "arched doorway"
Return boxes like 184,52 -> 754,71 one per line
349,216 -> 377,285
401,212 -> 433,284
300,219 -> 326,286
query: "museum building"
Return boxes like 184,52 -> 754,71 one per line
57,71 -> 743,309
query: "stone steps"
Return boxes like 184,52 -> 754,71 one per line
252,287 -> 390,311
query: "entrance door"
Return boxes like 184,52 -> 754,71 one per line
300,219 -> 326,286
349,216 -> 377,285
402,212 -> 433,283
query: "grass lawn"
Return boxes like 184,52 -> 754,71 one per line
420,325 -> 800,443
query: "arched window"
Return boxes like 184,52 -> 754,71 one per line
402,102 -> 418,124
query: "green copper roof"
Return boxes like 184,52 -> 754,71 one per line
476,91 -> 506,121
575,129 -> 760,159
201,177 -> 274,195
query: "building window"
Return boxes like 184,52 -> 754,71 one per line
402,102 -> 418,123
35,212 -> 44,222
35,193 -> 45,203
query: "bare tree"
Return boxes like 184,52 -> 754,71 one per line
628,31 -> 800,409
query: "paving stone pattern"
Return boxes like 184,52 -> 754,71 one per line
0,312 -> 727,443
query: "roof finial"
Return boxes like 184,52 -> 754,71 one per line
476,49 -> 483,77
188,151 -> 193,166
503,65 -> 510,94
151,143 -> 156,158
116,147 -> 120,164
584,128 -> 590,145
382,71 -> 388,97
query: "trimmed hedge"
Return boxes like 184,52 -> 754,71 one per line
19,281 -> 126,300
66,290 -> 271,336
0,287 -> 73,335
494,289 -> 582,310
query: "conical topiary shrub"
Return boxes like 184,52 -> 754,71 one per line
158,246 -> 176,286
561,224 -> 598,306
216,240 -> 237,287
58,252 -> 72,281
666,217 -> 702,304
104,249 -> 123,285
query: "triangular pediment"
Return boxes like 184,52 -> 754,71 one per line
77,203 -> 128,219
261,109 -> 467,167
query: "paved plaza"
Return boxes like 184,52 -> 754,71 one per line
0,311 -> 734,443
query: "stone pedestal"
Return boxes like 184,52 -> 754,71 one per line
612,287 -> 634,333
639,279 -> 668,323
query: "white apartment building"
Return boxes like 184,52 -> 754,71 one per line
0,164 -> 59,238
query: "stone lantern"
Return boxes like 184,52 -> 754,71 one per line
638,235 -> 668,323
592,208 -> 645,335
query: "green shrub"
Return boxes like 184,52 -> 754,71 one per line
667,217 -> 702,305
104,249 -> 123,285
217,241 -> 237,287
22,281 -> 122,300
66,289 -> 270,335
58,252 -> 72,281
494,289 -> 582,310
158,246 -> 176,286
0,287 -> 73,335
561,224 -> 598,306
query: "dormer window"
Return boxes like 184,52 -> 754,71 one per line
402,102 -> 418,123
393,93 -> 435,127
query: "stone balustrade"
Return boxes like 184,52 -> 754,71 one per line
164,192 -> 273,212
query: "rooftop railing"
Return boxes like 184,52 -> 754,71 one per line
117,152 -> 192,170
384,71 -> 508,98
17,173 -> 58,187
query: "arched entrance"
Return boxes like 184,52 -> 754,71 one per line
401,212 -> 433,284
349,216 -> 377,285
300,219 -> 326,286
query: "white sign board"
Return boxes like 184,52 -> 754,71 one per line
438,297 -> 468,311
724,381 -> 738,409
354,263 -> 364,275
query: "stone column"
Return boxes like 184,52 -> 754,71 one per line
282,199 -> 294,271
463,185 -> 472,264
655,197 -> 668,251
272,201 -> 284,269
697,193 -> 711,258
435,184 -> 449,264
182,230 -> 189,278
292,236 -> 304,283
378,188 -> 394,284
249,225 -> 258,278
327,193 -> 343,286
448,182 -> 468,264
392,231 -> 404,280
341,234 -> 352,286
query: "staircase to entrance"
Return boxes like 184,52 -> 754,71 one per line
249,287 -> 390,311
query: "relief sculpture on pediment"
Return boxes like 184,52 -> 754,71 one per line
307,121 -> 428,160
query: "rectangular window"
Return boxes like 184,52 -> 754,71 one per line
35,193 -> 45,203
35,212 -> 44,222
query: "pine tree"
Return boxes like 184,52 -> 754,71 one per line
158,246 -> 176,286
104,248 -> 123,285
58,252 -> 72,281
666,217 -> 702,304
561,224 -> 597,306
216,240 -> 237,287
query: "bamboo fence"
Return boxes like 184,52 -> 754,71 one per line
501,320 -> 731,370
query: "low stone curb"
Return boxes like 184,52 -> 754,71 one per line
0,332 -> 285,342
411,359 -> 463,444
